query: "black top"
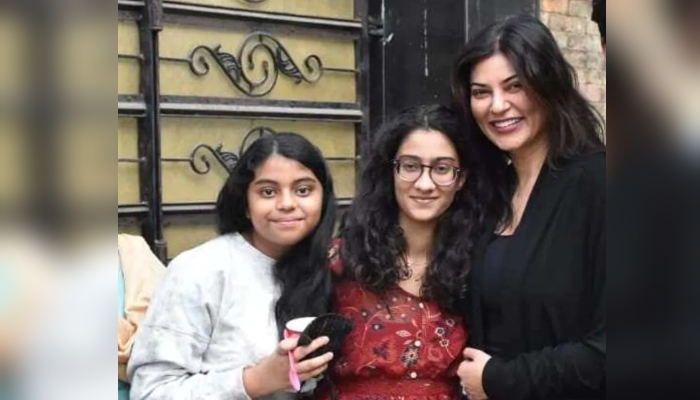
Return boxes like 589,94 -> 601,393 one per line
466,153 -> 606,400
480,234 -> 514,357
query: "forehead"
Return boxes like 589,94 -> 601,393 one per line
396,129 -> 459,161
253,154 -> 318,183
470,52 -> 517,83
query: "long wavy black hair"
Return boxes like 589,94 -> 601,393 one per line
451,14 -> 605,226
339,105 -> 496,315
216,133 -> 337,338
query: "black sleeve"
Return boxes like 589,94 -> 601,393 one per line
481,161 -> 606,400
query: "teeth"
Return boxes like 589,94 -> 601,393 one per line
494,118 -> 521,128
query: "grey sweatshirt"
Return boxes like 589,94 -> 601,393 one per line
127,233 -> 297,400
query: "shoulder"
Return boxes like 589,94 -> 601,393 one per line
169,235 -> 235,267
571,152 -> 606,197
117,234 -> 150,253
554,152 -> 606,198
164,235 -> 242,285
117,234 -> 165,280
117,234 -> 160,266
574,151 -> 605,180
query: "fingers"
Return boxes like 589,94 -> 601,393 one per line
293,336 -> 330,361
456,360 -> 468,377
462,347 -> 480,359
277,337 -> 299,354
296,351 -> 334,378
298,363 -> 329,381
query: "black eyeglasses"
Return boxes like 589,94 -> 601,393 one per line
392,156 -> 463,186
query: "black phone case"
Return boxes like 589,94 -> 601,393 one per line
296,313 -> 354,361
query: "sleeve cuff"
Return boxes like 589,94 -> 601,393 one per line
482,356 -> 506,399
234,366 -> 255,400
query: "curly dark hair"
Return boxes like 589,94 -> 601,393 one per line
338,105 -> 496,315
216,133 -> 337,338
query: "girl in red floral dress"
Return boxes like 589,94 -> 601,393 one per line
313,105 -> 494,400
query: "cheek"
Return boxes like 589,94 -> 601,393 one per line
526,107 -> 547,137
246,198 -> 271,227
471,100 -> 489,124
443,190 -> 459,206
394,179 -> 412,199
515,94 -> 540,120
300,193 -> 324,222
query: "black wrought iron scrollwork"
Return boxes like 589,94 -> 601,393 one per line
240,126 -> 277,153
189,144 -> 240,175
160,127 -> 277,175
162,32 -> 340,97
158,126 -> 357,176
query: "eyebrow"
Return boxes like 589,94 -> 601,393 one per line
398,155 -> 458,163
252,177 -> 318,186
471,74 -> 519,87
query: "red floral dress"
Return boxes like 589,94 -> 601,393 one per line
313,253 -> 467,400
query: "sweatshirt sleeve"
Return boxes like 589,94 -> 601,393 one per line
127,253 -> 254,400
481,160 -> 606,400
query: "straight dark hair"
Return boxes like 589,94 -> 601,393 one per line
339,105 -> 496,315
216,133 -> 337,338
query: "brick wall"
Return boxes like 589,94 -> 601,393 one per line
541,0 -> 606,120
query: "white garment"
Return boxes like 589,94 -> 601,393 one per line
128,233 -> 296,400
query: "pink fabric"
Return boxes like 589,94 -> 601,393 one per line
117,234 -> 165,382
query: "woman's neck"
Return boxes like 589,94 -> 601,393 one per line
510,137 -> 549,190
399,214 -> 435,262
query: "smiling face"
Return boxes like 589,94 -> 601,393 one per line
470,52 -> 548,157
393,129 -> 465,226
246,154 -> 323,259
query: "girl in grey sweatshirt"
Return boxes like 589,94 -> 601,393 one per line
128,133 -> 338,400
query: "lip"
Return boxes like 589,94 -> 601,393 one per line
489,117 -> 524,134
270,217 -> 305,227
410,196 -> 439,204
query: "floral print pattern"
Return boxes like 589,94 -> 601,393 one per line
314,253 -> 468,400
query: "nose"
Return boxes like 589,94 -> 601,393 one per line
414,166 -> 436,192
490,90 -> 510,114
276,190 -> 296,211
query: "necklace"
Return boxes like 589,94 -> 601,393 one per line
406,260 -> 428,282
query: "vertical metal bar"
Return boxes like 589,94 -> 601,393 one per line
138,0 -> 167,261
30,3 -> 60,237
355,0 -> 371,186
367,0 -> 385,132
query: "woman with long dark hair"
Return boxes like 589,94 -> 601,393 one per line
451,15 -> 606,400
128,133 -> 337,400
314,105 -> 494,399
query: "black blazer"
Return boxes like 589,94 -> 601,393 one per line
467,153 -> 606,400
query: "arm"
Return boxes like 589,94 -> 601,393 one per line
481,168 -> 606,400
127,255 -> 256,400
117,234 -> 166,382
127,251 -> 335,400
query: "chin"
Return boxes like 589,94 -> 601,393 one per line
270,232 -> 308,247
404,210 -> 442,224
485,133 -> 529,153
